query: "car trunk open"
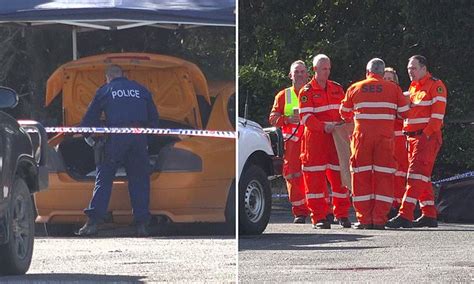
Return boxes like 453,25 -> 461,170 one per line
45,53 -> 211,179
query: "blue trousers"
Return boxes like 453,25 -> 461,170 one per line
84,134 -> 151,223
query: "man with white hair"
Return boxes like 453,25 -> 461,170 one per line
269,60 -> 310,223
298,54 -> 352,229
340,58 -> 410,229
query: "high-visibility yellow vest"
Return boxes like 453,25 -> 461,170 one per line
282,87 -> 302,142
283,87 -> 299,116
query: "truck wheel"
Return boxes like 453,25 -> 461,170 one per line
239,165 -> 271,235
0,178 -> 34,275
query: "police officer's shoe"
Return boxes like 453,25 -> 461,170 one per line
338,217 -> 352,228
385,214 -> 413,228
353,222 -> 373,229
293,216 -> 306,224
413,215 -> 438,228
136,222 -> 149,237
312,219 -> 331,229
76,220 -> 98,236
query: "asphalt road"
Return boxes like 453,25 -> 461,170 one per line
1,224 -> 236,283
239,209 -> 474,283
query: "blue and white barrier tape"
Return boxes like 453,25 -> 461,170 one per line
25,127 -> 236,139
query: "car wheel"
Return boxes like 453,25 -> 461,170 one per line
224,179 -> 236,234
0,178 -> 34,275
239,165 -> 271,235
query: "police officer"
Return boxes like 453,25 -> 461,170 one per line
269,60 -> 310,223
77,64 -> 159,237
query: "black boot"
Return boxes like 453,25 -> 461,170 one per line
312,219 -> 331,229
386,214 -> 413,228
353,222 -> 373,229
326,213 -> 337,224
136,222 -> 150,237
413,215 -> 438,228
293,216 -> 306,224
338,217 -> 352,228
76,220 -> 98,236
387,207 -> 399,219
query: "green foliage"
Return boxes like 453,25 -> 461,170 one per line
0,26 -> 235,124
239,0 -> 474,178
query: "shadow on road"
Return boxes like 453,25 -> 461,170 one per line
0,273 -> 145,283
385,226 -> 474,232
239,233 -> 378,251
36,222 -> 235,239
153,222 -> 235,237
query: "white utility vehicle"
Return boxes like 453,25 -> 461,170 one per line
238,117 -> 282,235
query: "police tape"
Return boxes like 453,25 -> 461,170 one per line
24,127 -> 236,139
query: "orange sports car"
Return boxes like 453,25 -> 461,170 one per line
35,53 -> 235,232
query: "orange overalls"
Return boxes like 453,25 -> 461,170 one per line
269,86 -> 309,217
299,79 -> 351,224
399,73 -> 447,220
340,73 -> 410,226
393,118 -> 408,208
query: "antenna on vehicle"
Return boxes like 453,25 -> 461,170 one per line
243,90 -> 249,125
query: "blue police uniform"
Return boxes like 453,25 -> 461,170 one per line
81,77 -> 159,224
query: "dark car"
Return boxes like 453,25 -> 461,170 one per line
0,87 -> 48,275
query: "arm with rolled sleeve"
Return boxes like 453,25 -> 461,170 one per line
424,81 -> 447,136
298,87 -> 325,132
340,86 -> 354,122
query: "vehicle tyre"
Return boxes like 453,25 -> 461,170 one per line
239,165 -> 271,235
224,179 -> 236,234
0,178 -> 34,275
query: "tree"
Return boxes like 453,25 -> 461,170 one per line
0,25 -> 235,125
239,0 -> 474,178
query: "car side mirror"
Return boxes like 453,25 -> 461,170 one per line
0,87 -> 18,109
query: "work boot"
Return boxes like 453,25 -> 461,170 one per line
386,214 -> 413,228
338,217 -> 352,228
387,207 -> 399,220
353,222 -> 373,229
326,213 -> 337,224
293,216 -> 306,224
76,220 -> 98,236
413,215 -> 438,228
312,219 -> 331,229
372,224 -> 386,230
136,222 -> 150,237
